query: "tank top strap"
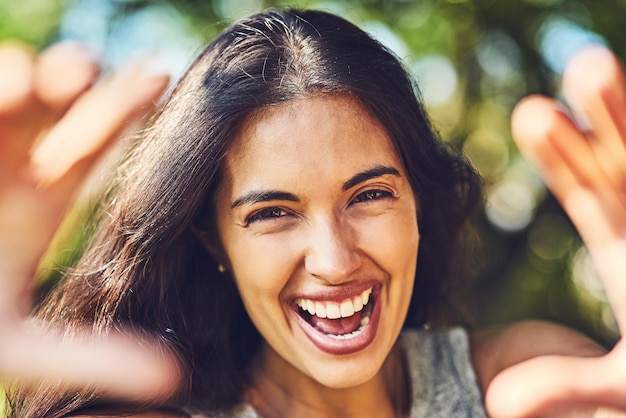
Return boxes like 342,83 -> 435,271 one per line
401,327 -> 487,417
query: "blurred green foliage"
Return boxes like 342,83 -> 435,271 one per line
2,0 -> 626,347
0,0 -> 67,44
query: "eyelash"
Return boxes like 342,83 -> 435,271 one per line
246,207 -> 291,225
245,189 -> 394,225
351,189 -> 394,204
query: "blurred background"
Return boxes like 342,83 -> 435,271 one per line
1,0 -> 625,347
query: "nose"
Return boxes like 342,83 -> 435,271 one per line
304,215 -> 362,284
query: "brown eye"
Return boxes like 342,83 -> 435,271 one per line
246,207 -> 290,225
352,190 -> 393,204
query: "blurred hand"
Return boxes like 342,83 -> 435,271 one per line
487,46 -> 626,417
0,41 -> 179,401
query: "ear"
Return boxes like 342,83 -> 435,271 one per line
191,224 -> 227,267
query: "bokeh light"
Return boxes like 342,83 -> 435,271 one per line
570,246 -> 618,335
410,54 -> 458,107
463,129 -> 509,179
214,0 -> 265,20
538,15 -> 606,75
485,158 -> 544,232
60,0 -> 201,77
477,31 -> 522,86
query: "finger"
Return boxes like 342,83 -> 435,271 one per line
34,41 -> 100,111
0,323 -> 181,402
512,96 -> 626,247
513,96 -> 626,328
511,97 -> 583,220
29,55 -> 170,189
563,46 -> 626,193
0,58 -> 168,313
485,354 -> 626,417
553,189 -> 626,330
485,356 -> 604,418
583,236 -> 626,329
0,41 -> 36,115
0,42 -> 41,177
0,58 -> 168,284
485,355 -> 582,417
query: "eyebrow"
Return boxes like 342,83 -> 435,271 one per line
342,165 -> 401,191
230,165 -> 401,209
231,191 -> 299,209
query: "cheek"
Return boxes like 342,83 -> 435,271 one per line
226,235 -> 298,306
357,209 -> 419,275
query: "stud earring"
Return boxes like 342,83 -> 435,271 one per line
218,264 -> 226,273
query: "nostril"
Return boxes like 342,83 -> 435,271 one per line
304,243 -> 361,277
304,217 -> 362,281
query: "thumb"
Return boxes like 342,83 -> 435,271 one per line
485,351 -> 625,417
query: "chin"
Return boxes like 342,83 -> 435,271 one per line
303,338 -> 393,389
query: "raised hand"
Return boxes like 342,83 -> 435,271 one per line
0,41 -> 179,401
486,46 -> 626,417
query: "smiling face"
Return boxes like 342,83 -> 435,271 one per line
213,95 -> 419,389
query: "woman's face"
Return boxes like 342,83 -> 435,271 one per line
213,95 -> 419,389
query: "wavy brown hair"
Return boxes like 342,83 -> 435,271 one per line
8,8 -> 482,417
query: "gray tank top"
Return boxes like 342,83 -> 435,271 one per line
191,327 -> 487,417
402,327 -> 487,417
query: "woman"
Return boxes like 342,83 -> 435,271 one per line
1,8 -> 625,417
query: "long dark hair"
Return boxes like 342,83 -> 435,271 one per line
8,8 -> 482,417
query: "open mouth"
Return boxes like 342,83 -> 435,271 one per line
295,287 -> 374,339
291,285 -> 381,355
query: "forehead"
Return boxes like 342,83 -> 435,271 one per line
222,95 -> 404,191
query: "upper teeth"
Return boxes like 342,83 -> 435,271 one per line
295,287 -> 372,319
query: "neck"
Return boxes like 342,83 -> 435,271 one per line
246,342 -> 409,418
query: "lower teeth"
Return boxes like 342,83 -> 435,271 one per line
327,315 -> 370,340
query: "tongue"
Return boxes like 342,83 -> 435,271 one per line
311,311 -> 363,335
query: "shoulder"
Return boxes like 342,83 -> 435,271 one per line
469,319 -> 606,392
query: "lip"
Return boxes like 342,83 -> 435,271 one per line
290,284 -> 382,355
290,280 -> 377,302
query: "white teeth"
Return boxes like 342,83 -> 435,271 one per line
361,288 -> 372,306
296,287 -> 373,320
314,301 -> 327,318
340,300 -> 354,317
326,303 -> 341,319
306,299 -> 315,315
